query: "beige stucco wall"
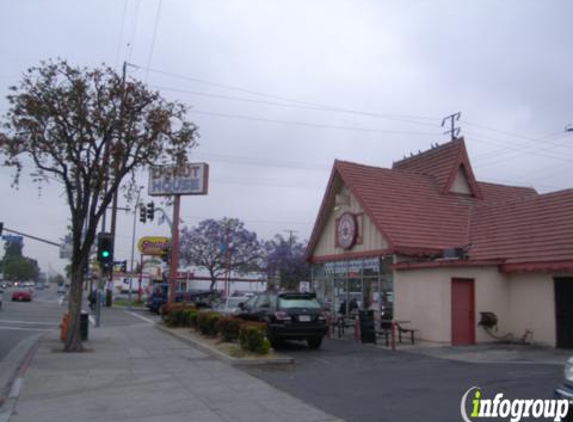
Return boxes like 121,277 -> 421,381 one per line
395,266 -> 515,344
450,167 -> 471,194
507,273 -> 556,346
313,185 -> 388,258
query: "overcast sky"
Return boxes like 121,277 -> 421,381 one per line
1,0 -> 572,276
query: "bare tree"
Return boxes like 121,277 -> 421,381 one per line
0,59 -> 198,351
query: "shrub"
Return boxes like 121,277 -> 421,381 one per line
239,322 -> 270,354
197,311 -> 221,337
164,304 -> 198,327
188,310 -> 199,329
217,317 -> 242,342
161,303 -> 197,322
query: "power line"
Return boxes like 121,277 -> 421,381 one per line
188,109 -> 441,136
126,0 -> 142,63
180,214 -> 310,227
144,0 -> 163,82
131,63 -> 440,126
114,0 -> 129,69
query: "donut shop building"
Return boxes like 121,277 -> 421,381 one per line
306,138 -> 573,347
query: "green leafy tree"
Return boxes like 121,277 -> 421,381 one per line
49,274 -> 66,285
1,240 -> 39,281
0,59 -> 198,352
3,257 -> 39,281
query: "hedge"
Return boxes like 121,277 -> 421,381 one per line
239,322 -> 270,355
216,317 -> 242,342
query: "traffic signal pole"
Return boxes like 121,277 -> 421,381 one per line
168,195 -> 181,305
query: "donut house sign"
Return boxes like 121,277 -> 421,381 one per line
149,163 -> 209,196
137,236 -> 171,256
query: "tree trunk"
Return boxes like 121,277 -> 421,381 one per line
64,257 -> 85,352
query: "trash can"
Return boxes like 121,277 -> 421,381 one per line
359,310 -> 376,344
80,310 -> 89,341
105,289 -> 112,307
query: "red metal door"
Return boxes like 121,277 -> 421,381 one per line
451,278 -> 475,345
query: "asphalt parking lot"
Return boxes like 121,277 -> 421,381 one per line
246,339 -> 566,422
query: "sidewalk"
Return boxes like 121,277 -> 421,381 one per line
8,320 -> 344,422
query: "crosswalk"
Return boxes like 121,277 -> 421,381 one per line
0,319 -> 58,332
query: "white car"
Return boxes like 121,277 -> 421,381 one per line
217,296 -> 250,316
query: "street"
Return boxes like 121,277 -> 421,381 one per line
0,286 -> 62,361
246,339 -> 566,422
1,289 -> 568,422
0,285 -> 157,361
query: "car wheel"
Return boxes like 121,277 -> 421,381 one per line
307,338 -> 323,349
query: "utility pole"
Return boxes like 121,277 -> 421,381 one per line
96,61 -> 127,326
284,230 -> 297,248
168,195 -> 181,305
442,112 -> 461,140
128,187 -> 143,309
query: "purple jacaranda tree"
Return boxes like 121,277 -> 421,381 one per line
264,234 -> 310,291
179,218 -> 262,291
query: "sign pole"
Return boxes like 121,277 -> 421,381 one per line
168,194 -> 181,305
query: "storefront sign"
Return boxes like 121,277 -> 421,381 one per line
137,236 -> 171,256
325,258 -> 379,274
148,163 -> 209,196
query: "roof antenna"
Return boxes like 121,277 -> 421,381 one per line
441,112 -> 461,140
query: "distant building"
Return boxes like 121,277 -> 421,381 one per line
307,138 -> 573,347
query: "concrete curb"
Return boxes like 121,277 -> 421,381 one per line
0,334 -> 42,422
155,324 -> 295,366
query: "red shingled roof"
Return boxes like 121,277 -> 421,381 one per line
307,138 -> 573,271
470,189 -> 573,266
336,161 -> 471,252
393,138 -> 483,199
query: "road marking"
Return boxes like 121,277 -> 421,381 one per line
124,311 -> 155,324
0,326 -> 55,332
0,319 -> 57,325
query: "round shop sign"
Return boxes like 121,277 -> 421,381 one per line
337,212 -> 357,250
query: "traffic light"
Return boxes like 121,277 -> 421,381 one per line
121,260 -> 127,273
97,233 -> 114,265
146,201 -> 155,221
139,203 -> 147,223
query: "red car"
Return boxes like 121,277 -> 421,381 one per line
12,289 -> 32,302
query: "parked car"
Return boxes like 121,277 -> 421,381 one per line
555,357 -> 573,420
12,289 -> 32,302
216,296 -> 250,316
145,284 -> 212,314
237,291 -> 328,349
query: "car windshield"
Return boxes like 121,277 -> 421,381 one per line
278,297 -> 321,310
